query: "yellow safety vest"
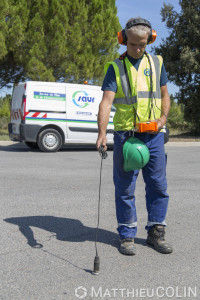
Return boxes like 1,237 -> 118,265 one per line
104,54 -> 163,131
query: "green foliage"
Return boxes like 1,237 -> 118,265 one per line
0,95 -> 11,130
154,0 -> 200,133
0,0 -> 121,88
0,95 -> 11,118
167,95 -> 188,130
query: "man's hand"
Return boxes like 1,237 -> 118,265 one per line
148,118 -> 165,134
96,134 -> 107,151
149,84 -> 170,134
156,118 -> 164,132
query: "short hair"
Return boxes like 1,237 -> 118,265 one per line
125,18 -> 151,38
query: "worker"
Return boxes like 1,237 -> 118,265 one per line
96,17 -> 173,255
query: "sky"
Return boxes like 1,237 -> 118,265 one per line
115,0 -> 181,95
0,0 -> 181,97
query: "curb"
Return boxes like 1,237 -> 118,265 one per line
1,141 -> 200,147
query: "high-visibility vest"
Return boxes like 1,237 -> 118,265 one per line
104,54 -> 163,131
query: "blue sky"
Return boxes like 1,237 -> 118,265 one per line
116,0 -> 181,95
0,0 -> 181,97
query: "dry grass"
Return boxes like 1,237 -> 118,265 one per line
0,128 -> 200,142
169,129 -> 200,142
0,129 -> 10,141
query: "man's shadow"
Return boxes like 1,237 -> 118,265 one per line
4,216 -> 120,249
4,216 -> 146,249
4,216 -> 147,274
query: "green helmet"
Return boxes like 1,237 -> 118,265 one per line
123,137 -> 150,172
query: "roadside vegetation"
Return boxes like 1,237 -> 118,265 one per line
0,93 -> 199,141
154,0 -> 200,134
0,95 -> 11,140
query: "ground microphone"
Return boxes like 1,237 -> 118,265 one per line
93,254 -> 100,275
92,145 -> 107,275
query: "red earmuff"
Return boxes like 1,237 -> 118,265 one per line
117,30 -> 127,45
117,18 -> 157,45
148,29 -> 157,44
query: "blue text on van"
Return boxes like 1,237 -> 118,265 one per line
78,96 -> 95,103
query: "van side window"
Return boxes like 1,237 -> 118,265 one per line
111,104 -> 116,112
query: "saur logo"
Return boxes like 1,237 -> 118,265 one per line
144,68 -> 152,77
72,91 -> 95,108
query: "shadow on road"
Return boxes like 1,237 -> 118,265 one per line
4,216 -> 120,248
4,216 -> 147,273
0,143 -> 113,153
4,215 -> 147,248
0,143 -> 30,152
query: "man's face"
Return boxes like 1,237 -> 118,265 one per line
126,30 -> 149,59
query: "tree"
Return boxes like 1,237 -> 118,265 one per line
154,0 -> 200,133
0,94 -> 11,130
0,94 -> 11,118
0,0 -> 121,88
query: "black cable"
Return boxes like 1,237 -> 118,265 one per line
145,51 -> 156,120
145,51 -> 168,120
92,146 -> 107,275
94,157 -> 103,257
121,51 -> 167,123
154,101 -> 168,120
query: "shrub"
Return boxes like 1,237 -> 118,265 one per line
167,97 -> 190,131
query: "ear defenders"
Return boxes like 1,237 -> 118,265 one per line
117,18 -> 157,45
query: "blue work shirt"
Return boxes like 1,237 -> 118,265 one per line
102,53 -> 168,92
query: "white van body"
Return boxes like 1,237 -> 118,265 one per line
9,81 -> 115,152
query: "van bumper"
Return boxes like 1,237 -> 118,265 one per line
8,123 -> 42,142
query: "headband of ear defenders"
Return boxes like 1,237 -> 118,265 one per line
117,18 -> 157,45
126,18 -> 151,30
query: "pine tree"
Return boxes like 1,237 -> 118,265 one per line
0,0 -> 121,88
154,0 -> 200,133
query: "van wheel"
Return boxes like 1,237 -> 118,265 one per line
37,129 -> 62,152
25,142 -> 39,150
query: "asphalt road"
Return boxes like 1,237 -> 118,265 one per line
0,142 -> 200,300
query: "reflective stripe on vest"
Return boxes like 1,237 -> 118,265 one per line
113,59 -> 137,105
104,54 -> 163,131
113,55 -> 161,105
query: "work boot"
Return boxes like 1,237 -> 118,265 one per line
119,238 -> 136,255
146,225 -> 173,254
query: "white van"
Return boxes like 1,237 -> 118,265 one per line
8,81 -> 115,152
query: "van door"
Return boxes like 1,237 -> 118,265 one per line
26,81 -> 67,139
9,84 -> 25,140
66,85 -> 102,143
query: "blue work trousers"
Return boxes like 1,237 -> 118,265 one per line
113,131 -> 169,239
